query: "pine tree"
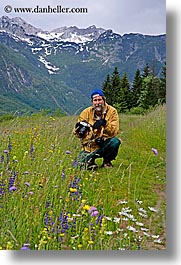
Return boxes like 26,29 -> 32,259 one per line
102,74 -> 112,104
158,62 -> 166,104
131,69 -> 142,107
138,76 -> 158,109
115,72 -> 130,112
111,67 -> 121,105
121,72 -> 131,111
142,63 -> 150,78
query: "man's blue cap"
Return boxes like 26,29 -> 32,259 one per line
90,89 -> 105,99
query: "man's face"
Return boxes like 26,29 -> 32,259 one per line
92,95 -> 104,112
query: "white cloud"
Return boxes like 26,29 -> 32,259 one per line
0,0 -> 166,35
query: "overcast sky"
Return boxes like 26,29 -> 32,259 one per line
0,0 -> 166,35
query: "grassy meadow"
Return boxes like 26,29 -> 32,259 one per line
0,105 -> 166,250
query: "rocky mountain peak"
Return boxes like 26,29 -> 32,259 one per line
48,24 -> 106,43
0,16 -> 43,37
0,16 -> 107,43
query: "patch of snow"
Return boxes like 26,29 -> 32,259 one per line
37,31 -> 93,44
38,56 -> 59,74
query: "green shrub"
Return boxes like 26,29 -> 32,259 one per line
0,113 -> 15,122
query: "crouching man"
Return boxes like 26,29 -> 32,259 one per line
73,89 -> 121,170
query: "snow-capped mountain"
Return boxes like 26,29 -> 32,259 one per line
0,16 -> 42,37
0,16 -> 106,43
40,25 -> 106,43
0,15 -> 166,115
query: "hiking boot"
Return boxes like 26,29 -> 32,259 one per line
87,159 -> 98,170
102,160 -> 113,168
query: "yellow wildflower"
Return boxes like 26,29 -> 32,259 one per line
48,149 -> 53,153
6,241 -> 13,250
69,188 -> 77,192
83,205 -> 90,211
78,244 -> 82,248
84,227 -> 89,232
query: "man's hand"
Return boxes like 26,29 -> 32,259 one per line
93,119 -> 106,130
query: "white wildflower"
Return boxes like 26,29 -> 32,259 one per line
105,231 -> 113,235
136,221 -> 144,226
127,226 -> 137,232
113,217 -> 120,223
141,227 -> 149,231
72,214 -> 81,217
122,217 -> 128,221
104,216 -> 112,221
139,212 -> 148,218
143,232 -> 150,237
118,248 -> 126,250
136,199 -> 143,204
120,200 -> 128,204
118,207 -> 132,215
148,206 -> 158,212
138,207 -> 147,214
152,235 -> 159,239
154,239 -> 162,244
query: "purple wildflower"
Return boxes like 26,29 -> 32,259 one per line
88,206 -> 97,213
44,212 -> 49,226
59,212 -> 69,234
8,171 -> 17,190
44,202 -> 55,231
65,150 -> 71,154
88,206 -> 99,217
3,150 -> 10,164
152,148 -> 158,156
91,210 -> 99,217
69,176 -> 82,200
45,201 -> 51,208
20,246 -> 30,250
9,186 -> 17,192
61,169 -> 66,180
8,139 -> 12,151
1,155 -> 4,163
72,159 -> 78,167
24,182 -> 30,187
0,182 -> 5,196
30,144 -> 35,159
96,214 -> 103,226
3,150 -> 9,154
20,244 -> 30,250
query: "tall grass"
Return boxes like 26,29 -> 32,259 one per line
0,105 -> 166,250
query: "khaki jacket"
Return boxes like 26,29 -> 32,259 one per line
74,103 -> 119,152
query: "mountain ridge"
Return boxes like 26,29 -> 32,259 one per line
0,16 -> 106,43
0,16 -> 166,115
